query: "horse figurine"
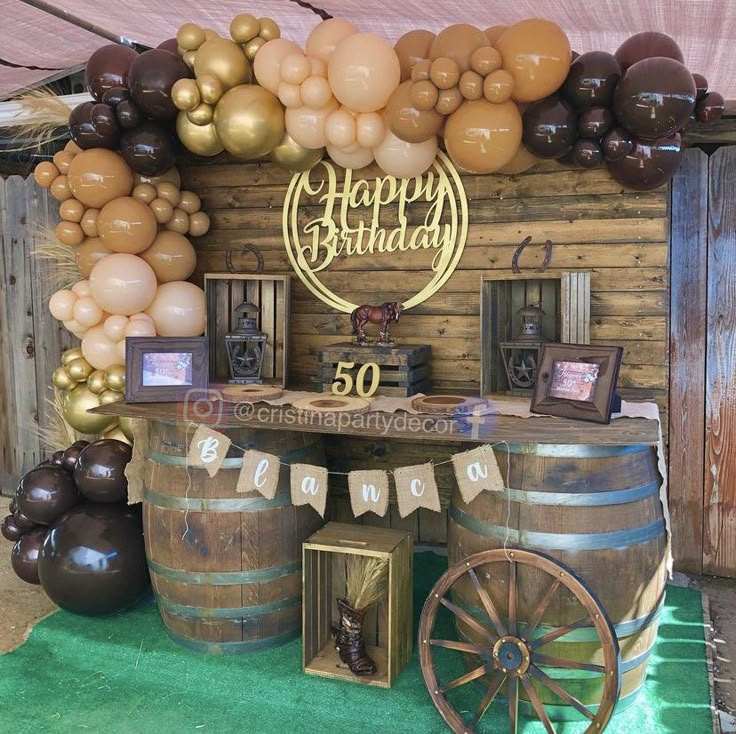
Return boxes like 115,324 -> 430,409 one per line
350,302 -> 402,346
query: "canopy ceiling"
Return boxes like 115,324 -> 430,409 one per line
2,0 -> 735,98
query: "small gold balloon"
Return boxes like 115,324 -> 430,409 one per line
87,369 -> 107,395
176,113 -> 224,157
244,37 -> 266,61
118,416 -> 136,442
270,132 -> 324,172
103,425 -> 132,445
66,357 -> 94,382
194,38 -> 252,89
99,389 -> 123,405
187,102 -> 214,126
230,13 -> 260,44
62,385 -> 116,434
213,85 -> 285,159
177,22 -> 205,51
198,74 -> 225,105
182,50 -> 196,69
104,364 -> 126,392
172,78 -> 201,111
52,366 -> 76,390
62,347 -> 83,365
258,17 -> 280,41
203,28 -> 220,41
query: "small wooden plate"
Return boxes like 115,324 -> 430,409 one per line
411,394 -> 472,414
222,385 -> 284,403
291,396 -> 370,415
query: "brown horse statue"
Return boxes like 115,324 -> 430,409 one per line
350,302 -> 402,346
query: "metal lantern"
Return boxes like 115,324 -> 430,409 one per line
499,302 -> 547,393
224,302 -> 267,384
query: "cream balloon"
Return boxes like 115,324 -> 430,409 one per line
63,319 -> 87,339
300,75 -> 333,109
356,112 -> 386,148
325,109 -> 357,148
49,289 -> 77,321
281,53 -> 311,85
71,280 -> 93,298
306,18 -> 358,64
285,99 -> 339,149
72,296 -> 105,328
373,128 -> 438,178
103,314 -> 130,341
253,38 -> 302,94
146,281 -> 206,337
327,144 -> 374,170
124,318 -> 157,338
130,312 -> 154,324
81,326 -> 121,371
89,253 -> 158,316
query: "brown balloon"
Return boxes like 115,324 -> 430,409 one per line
607,133 -> 683,191
129,48 -> 192,120
459,70 -> 483,101
436,87 -> 463,116
696,92 -> 725,124
85,44 -> 139,101
578,106 -> 615,139
692,73 -> 709,100
429,57 -> 460,90
12,527 -> 47,584
141,230 -> 197,282
429,24 -> 490,72
80,209 -> 100,238
602,127 -> 634,162
615,32 -> 684,72
387,81 -> 444,143
120,121 -> 176,178
410,80 -> 440,111
157,38 -> 179,54
67,149 -> 133,209
74,439 -> 132,503
56,220 -> 85,246
1,514 -> 25,542
97,196 -> 158,254
523,96 -> 578,159
16,465 -> 80,525
573,139 -> 604,168
562,51 -> 621,108
394,29 -> 435,82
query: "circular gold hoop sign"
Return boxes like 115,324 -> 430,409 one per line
282,152 -> 468,314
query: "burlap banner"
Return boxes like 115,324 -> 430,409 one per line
348,470 -> 390,518
187,425 -> 231,478
393,462 -> 441,518
451,444 -> 505,504
290,463 -> 329,518
237,450 -> 281,499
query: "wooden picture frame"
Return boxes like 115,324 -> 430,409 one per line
125,337 -> 208,403
531,343 -> 623,424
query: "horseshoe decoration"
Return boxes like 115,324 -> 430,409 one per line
511,237 -> 554,274
225,244 -> 265,274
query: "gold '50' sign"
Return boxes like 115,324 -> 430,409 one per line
282,152 -> 468,314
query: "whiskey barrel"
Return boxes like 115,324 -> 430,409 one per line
143,421 -> 324,654
448,443 -> 667,720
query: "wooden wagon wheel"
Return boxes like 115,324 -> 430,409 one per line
419,549 -> 621,734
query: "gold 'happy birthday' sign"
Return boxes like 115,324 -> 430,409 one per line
282,152 -> 468,313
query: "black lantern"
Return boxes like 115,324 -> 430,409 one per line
224,302 -> 267,384
499,302 -> 547,393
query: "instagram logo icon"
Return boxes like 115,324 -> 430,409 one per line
180,388 -> 224,427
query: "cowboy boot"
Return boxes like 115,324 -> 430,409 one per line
333,598 -> 377,676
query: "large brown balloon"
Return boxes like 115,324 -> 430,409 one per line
120,121 -> 176,177
70,101 -> 120,150
523,96 -> 578,159
578,106 -> 615,139
12,528 -> 47,584
696,92 -> 725,123
38,503 -> 149,615
67,149 -> 134,209
573,139 -> 604,168
76,237 -> 111,277
615,32 -> 684,72
562,51 -> 621,108
74,439 -> 132,503
394,29 -> 435,81
97,196 -> 158,254
607,133 -> 683,191
614,57 -> 696,139
386,80 -> 444,144
157,38 -> 179,54
1,514 -> 24,542
429,24 -> 489,72
129,49 -> 192,120
86,44 -> 138,101
141,230 -> 197,282
16,466 -> 80,526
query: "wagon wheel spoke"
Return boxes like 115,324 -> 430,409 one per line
523,578 -> 561,640
508,560 -> 517,637
467,567 -> 507,638
520,675 -> 556,734
530,617 -> 591,649
508,675 -> 519,734
429,639 -> 489,655
439,597 -> 497,644
441,663 -> 489,693
529,665 -> 596,721
534,654 -> 605,673
469,671 -> 506,728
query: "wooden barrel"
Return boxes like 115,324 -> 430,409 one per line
448,443 -> 667,720
143,421 -> 324,654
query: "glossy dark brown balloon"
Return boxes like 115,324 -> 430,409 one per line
562,51 -> 621,109
120,121 -> 176,177
70,102 -> 119,150
128,48 -> 191,120
51,450 -> 65,466
157,38 -> 180,54
13,509 -> 38,531
573,139 -> 604,168
9,497 -> 17,514
602,127 -> 634,161
607,133 -> 683,191
578,106 -> 614,139
17,465 -> 80,525
11,527 -> 47,584
74,439 -> 132,503
1,514 -> 24,542
86,44 -> 138,101
38,503 -> 149,615
614,32 -> 684,72
101,86 -> 130,108
692,73 -> 709,101
115,100 -> 142,129
61,445 -> 84,473
614,57 -> 696,138
91,103 -> 119,136
696,92 -> 725,123
522,96 -> 578,159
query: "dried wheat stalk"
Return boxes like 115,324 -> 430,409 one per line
4,88 -> 71,152
345,555 -> 389,610
31,227 -> 82,291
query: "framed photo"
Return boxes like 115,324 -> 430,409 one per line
530,343 -> 623,424
125,337 -> 208,403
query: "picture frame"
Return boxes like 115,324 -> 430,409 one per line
530,343 -> 623,424
125,337 -> 208,403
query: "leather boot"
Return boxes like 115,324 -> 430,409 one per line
333,597 -> 377,676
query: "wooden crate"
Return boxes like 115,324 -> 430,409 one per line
303,522 -> 413,688
203,274 -> 290,386
317,342 -> 431,397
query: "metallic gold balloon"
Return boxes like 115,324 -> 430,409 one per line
194,38 -> 252,90
66,357 -> 94,382
118,416 -> 136,443
62,347 -> 83,365
187,103 -> 214,126
104,365 -> 126,392
52,366 -> 76,391
182,50 -> 196,69
87,369 -> 107,395
99,389 -> 123,405
177,23 -> 205,51
176,113 -> 224,157
258,18 -> 280,41
230,13 -> 260,44
214,85 -> 285,159
172,78 -> 200,111
62,385 -> 116,434
103,424 -> 132,445
203,29 -> 219,42
197,74 -> 225,105
244,37 -> 266,61
270,132 -> 324,172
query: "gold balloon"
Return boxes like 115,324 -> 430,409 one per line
176,113 -> 224,157
230,13 -> 260,44
118,416 -> 136,443
62,347 -> 83,365
99,389 -> 123,405
177,22 -> 205,51
187,103 -> 214,126
104,364 -> 126,392
182,50 -> 196,69
62,385 -> 116,434
87,369 -> 107,395
66,357 -> 94,381
203,29 -> 219,42
198,74 -> 225,105
172,78 -> 200,111
244,37 -> 266,61
214,85 -> 285,159
258,17 -> 280,41
52,366 -> 76,390
103,425 -> 132,445
270,132 -> 324,172
194,38 -> 252,90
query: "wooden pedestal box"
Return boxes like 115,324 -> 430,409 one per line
302,523 -> 413,688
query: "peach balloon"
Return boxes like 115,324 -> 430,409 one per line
34,161 -> 59,188
285,99 -> 339,149
67,149 -> 134,209
459,70 -> 484,101
356,113 -> 386,148
309,58 -> 327,77
470,46 -> 502,76
188,211 -> 211,237
49,289 -> 77,321
253,38 -> 302,94
65,140 -> 82,155
124,318 -> 157,338
178,191 -> 201,214
430,57 -> 461,90
72,280 -> 93,297
495,19 -> 571,103
115,340 -> 127,363
325,109 -> 357,148
281,53 -> 311,85
327,144 -> 374,170
56,220 -> 84,246
50,175 -> 73,202
72,296 -> 104,328
278,82 -> 303,109
386,81 -> 443,144
306,18 -> 358,64
429,24 -> 490,72
89,253 -> 158,315
328,33 -> 401,113
81,326 -> 120,371
130,312 -> 154,324
97,196 -> 158,254
146,281 -> 206,337
373,129 -> 438,178
394,29 -> 435,82
141,230 -> 197,282
301,76 -> 333,109
63,319 -> 87,339
444,99 -> 522,174
103,314 -> 130,341
60,199 -> 85,223
80,208 -> 100,237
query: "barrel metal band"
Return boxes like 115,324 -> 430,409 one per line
157,594 -> 300,620
166,627 -> 299,654
147,558 -> 301,585
518,686 -> 641,721
503,480 -> 660,507
143,488 -> 291,513
450,504 -> 665,550
491,443 -> 651,458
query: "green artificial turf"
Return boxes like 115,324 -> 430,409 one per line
0,552 -> 711,733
